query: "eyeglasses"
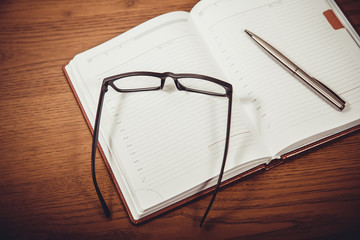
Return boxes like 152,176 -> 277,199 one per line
91,71 -> 233,227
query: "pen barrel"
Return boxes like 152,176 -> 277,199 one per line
295,69 -> 346,111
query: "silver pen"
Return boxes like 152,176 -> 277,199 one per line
244,29 -> 346,111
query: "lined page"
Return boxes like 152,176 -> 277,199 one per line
191,0 -> 360,155
66,12 -> 269,214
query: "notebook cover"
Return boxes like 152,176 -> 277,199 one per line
63,65 -> 359,224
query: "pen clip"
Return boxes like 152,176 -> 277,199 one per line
312,77 -> 346,110
313,77 -> 337,98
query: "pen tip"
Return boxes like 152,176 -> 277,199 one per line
244,29 -> 253,37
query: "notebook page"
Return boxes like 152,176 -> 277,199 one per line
191,0 -> 360,156
65,12 -> 269,216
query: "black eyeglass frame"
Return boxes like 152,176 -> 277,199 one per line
91,71 -> 233,227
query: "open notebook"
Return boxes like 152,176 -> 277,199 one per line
64,0 -> 360,223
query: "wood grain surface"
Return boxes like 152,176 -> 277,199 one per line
0,0 -> 359,239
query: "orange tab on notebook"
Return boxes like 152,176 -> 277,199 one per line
323,9 -> 344,30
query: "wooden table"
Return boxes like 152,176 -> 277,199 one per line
1,0 -> 359,239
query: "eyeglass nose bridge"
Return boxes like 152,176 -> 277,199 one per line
160,72 -> 186,91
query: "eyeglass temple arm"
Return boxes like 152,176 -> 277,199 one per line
200,94 -> 232,227
91,83 -> 111,218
